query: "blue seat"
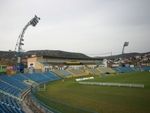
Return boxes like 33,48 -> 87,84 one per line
0,76 -> 28,90
54,70 -> 73,78
0,101 -> 12,113
23,73 -> 49,83
43,72 -> 61,80
112,68 -> 122,73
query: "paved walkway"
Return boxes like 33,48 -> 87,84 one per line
20,90 -> 43,113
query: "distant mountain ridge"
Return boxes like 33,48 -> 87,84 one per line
0,50 -> 149,59
0,50 -> 90,59
95,52 -> 150,59
26,50 -> 90,58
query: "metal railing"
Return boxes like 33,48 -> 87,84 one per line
79,82 -> 144,88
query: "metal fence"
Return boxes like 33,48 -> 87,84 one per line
79,82 -> 144,88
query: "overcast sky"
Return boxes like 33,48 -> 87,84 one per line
0,0 -> 150,57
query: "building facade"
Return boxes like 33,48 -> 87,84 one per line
27,55 -> 104,72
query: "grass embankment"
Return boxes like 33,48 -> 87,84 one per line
34,72 -> 150,113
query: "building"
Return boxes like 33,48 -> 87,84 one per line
27,55 -> 103,72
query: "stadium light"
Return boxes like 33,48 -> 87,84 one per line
123,42 -> 129,47
30,15 -> 40,27
122,42 -> 129,56
15,15 -> 40,73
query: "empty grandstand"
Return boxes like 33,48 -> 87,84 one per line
0,65 -> 150,112
88,68 -> 102,75
97,67 -> 116,74
0,71 -> 61,113
52,70 -> 73,78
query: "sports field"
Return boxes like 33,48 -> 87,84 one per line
34,71 -> 150,113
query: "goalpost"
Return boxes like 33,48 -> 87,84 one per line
37,84 -> 46,91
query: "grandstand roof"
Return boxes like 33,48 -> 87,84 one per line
28,55 -> 103,66
32,55 -> 103,60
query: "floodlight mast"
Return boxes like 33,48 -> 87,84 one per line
122,42 -> 129,55
15,15 -> 40,71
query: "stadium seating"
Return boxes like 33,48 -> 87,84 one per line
42,72 -> 61,80
67,69 -> 87,76
0,72 -> 61,113
1,94 -> 25,113
97,67 -> 116,74
52,70 -> 73,78
112,68 -> 122,74
0,76 -> 28,90
0,77 -> 26,112
125,67 -> 136,72
118,67 -> 142,73
0,80 -> 21,97
22,73 -> 51,83
0,66 -> 149,112
118,67 -> 128,73
10,74 -> 28,82
141,66 -> 150,71
88,68 -> 102,75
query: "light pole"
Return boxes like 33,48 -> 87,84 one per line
121,42 -> 129,67
15,15 -> 40,73
122,42 -> 129,55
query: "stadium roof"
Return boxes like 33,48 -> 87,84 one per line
39,55 -> 103,60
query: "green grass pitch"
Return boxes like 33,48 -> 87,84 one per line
34,71 -> 150,113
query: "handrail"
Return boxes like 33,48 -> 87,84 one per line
31,83 -> 61,113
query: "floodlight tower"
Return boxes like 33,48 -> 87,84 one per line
15,15 -> 40,71
121,42 -> 129,67
122,42 -> 129,55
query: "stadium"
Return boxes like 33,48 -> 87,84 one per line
1,1 -> 150,112
0,14 -> 150,112
0,57 -> 150,113
0,29 -> 150,112
0,15 -> 150,113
